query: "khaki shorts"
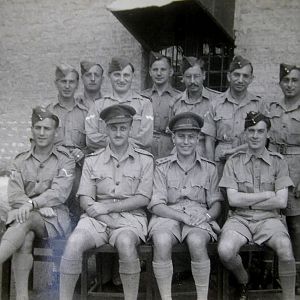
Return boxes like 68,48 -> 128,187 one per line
221,215 -> 290,245
76,214 -> 147,247
148,215 -> 217,242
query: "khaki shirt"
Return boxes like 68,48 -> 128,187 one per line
85,91 -> 154,151
7,145 -> 75,235
141,84 -> 181,133
170,88 -> 215,138
77,144 -> 153,201
47,97 -> 88,152
219,149 -> 293,221
267,97 -> 300,147
75,92 -> 102,111
148,151 -> 222,211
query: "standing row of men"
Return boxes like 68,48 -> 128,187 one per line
0,52 -> 299,300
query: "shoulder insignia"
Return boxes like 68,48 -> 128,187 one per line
230,151 -> 247,159
199,156 -> 216,166
268,151 -> 283,159
86,148 -> 105,157
156,156 -> 172,165
56,146 -> 72,158
15,149 -> 30,159
134,148 -> 153,158
140,88 -> 152,98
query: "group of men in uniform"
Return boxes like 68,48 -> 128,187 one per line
0,51 -> 299,300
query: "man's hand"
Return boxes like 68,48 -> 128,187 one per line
295,182 -> 300,199
189,211 -> 207,227
86,202 -> 111,218
39,207 -> 57,218
16,203 -> 33,223
70,148 -> 84,163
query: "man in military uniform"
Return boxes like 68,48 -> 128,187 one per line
0,107 -> 75,300
218,112 -> 296,300
210,55 -> 266,177
170,56 -> 215,160
148,112 -> 222,300
268,63 -> 300,293
59,104 -> 153,300
47,64 -> 89,225
85,57 -> 153,152
76,60 -> 104,110
141,51 -> 181,158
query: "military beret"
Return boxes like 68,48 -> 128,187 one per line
108,57 -> 134,74
149,51 -> 171,67
80,60 -> 104,75
181,56 -> 205,74
229,55 -> 253,73
279,63 -> 300,82
31,106 -> 59,127
244,111 -> 271,130
169,112 -> 203,132
55,63 -> 79,80
100,104 -> 136,125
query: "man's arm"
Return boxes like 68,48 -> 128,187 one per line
205,136 -> 215,161
227,188 -> 275,207
251,188 -> 288,210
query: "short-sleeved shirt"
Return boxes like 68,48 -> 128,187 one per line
210,89 -> 265,161
141,84 -> 181,133
75,92 -> 102,111
170,87 -> 215,138
148,151 -> 222,211
77,143 -> 153,201
47,97 -> 89,152
7,145 -> 75,237
267,97 -> 300,148
219,149 -> 294,221
85,91 -> 154,151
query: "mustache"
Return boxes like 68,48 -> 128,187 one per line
188,83 -> 200,87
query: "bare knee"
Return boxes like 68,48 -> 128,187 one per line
63,230 -> 92,258
218,237 -> 238,263
115,231 -> 138,260
152,232 -> 175,262
186,232 -> 209,261
269,235 -> 294,260
18,232 -> 35,253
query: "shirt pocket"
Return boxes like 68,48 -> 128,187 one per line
71,128 -> 86,148
167,178 -> 181,203
188,177 -> 209,205
289,114 -> 300,144
91,173 -> 113,195
235,172 -> 253,193
121,168 -> 141,195
214,114 -> 233,141
260,174 -> 275,191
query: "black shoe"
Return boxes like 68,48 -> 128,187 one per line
238,284 -> 248,300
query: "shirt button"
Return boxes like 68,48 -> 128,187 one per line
116,181 -> 120,186
116,164 -> 120,168
183,196 -> 188,199
185,172 -> 188,175
36,180 -> 40,183
183,186 -> 186,189
39,163 -> 44,168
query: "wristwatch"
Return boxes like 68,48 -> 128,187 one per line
27,199 -> 34,208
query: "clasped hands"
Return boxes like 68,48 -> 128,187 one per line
181,210 -> 209,227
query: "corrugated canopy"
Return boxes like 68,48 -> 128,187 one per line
107,0 -> 234,51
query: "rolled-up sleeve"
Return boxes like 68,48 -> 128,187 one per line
201,105 -> 216,138
135,156 -> 154,199
77,158 -> 97,199
275,158 -> 294,191
219,159 -> 238,190
148,165 -> 168,210
207,165 -> 223,207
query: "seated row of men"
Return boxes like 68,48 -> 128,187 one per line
0,103 -> 296,300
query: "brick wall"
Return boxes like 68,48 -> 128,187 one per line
0,0 -> 142,172
234,0 -> 300,99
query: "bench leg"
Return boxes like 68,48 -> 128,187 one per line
1,259 -> 11,300
81,253 -> 88,300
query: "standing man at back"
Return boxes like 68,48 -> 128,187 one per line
210,55 -> 265,177
141,51 -> 181,158
77,60 -> 104,110
268,63 -> 300,293
85,57 -> 153,152
170,56 -> 215,160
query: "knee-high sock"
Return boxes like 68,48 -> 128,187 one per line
191,260 -> 210,300
222,254 -> 248,284
152,261 -> 173,300
59,256 -> 82,300
12,253 -> 33,300
0,226 -> 27,263
119,259 -> 141,300
278,260 -> 296,300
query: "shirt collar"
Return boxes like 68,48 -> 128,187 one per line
150,83 -> 174,96
23,144 -> 57,161
54,96 -> 88,111
170,150 -> 204,167
180,88 -> 209,104
220,89 -> 259,106
102,143 -> 137,164
245,148 -> 271,165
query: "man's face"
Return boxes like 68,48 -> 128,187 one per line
55,72 -> 78,99
82,65 -> 103,93
172,129 -> 199,157
149,58 -> 173,86
183,65 -> 206,94
227,64 -> 253,94
31,118 -> 57,148
246,121 -> 268,151
110,65 -> 133,94
106,122 -> 131,148
280,69 -> 300,99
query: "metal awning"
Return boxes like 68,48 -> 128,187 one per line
107,0 -> 235,51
